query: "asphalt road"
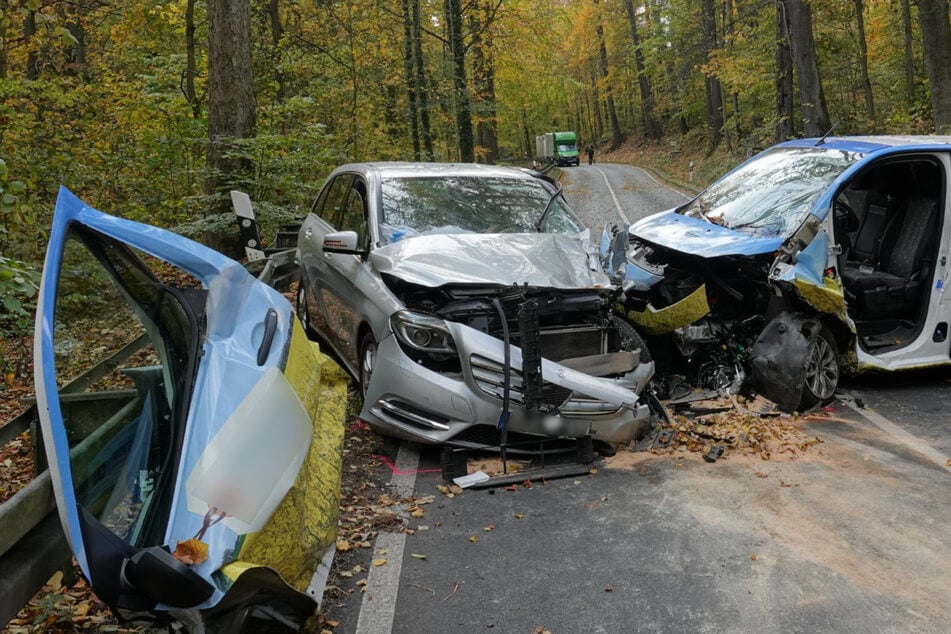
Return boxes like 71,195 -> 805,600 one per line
334,163 -> 951,634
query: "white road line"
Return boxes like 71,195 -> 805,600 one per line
594,166 -> 631,225
355,442 -> 420,634
634,166 -> 693,200
841,399 -> 951,471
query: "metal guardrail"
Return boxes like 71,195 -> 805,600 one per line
0,404 -> 70,626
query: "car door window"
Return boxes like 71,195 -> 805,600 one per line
339,178 -> 369,247
52,226 -> 203,548
314,174 -> 353,227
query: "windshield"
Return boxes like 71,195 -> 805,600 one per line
379,175 -> 583,243
679,146 -> 863,237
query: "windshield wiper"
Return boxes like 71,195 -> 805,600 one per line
534,182 -> 564,232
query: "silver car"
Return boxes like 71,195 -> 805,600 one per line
296,162 -> 655,448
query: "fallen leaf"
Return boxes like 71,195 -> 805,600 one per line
483,524 -> 496,531
505,485 -> 518,492
468,535 -> 479,542
372,558 -> 387,567
750,554 -> 758,561
514,513 -> 524,519
754,472 -> 768,478
336,539 -> 352,552
522,479 -> 533,488
605,585 -> 613,592
172,538 -> 209,565
411,553 -> 427,560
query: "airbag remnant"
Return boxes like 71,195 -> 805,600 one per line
748,312 -> 809,412
624,283 -> 711,335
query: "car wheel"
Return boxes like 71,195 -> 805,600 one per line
612,317 -> 652,363
800,326 -> 839,409
359,331 -> 377,399
296,282 -> 315,337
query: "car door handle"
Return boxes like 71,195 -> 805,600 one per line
257,308 -> 279,365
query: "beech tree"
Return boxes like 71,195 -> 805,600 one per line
917,0 -> 951,133
205,0 -> 255,232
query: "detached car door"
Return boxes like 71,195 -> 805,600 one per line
34,188 -> 346,630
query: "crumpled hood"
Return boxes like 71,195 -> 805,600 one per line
370,232 -> 612,289
632,209 -> 785,258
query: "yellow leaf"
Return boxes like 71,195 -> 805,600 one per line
172,538 -> 209,565
514,513 -> 524,519
336,539 -> 352,552
372,558 -> 387,567
750,554 -> 758,561
468,535 -> 479,542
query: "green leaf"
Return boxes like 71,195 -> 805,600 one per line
1,194 -> 14,206
2,295 -> 22,312
8,181 -> 25,195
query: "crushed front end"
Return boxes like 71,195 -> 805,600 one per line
363,277 -> 655,447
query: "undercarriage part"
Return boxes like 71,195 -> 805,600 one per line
439,436 -> 596,487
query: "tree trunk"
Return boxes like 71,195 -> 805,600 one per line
917,0 -> 951,133
412,0 -> 434,160
853,0 -> 875,124
0,1 -> 8,79
594,0 -> 621,150
900,0 -> 914,107
591,67 -> 604,142
267,0 -> 286,102
184,0 -> 200,118
24,9 -> 38,80
205,0 -> 256,253
774,0 -> 795,141
622,0 -> 661,140
701,0 -> 724,149
782,0 -> 831,136
471,2 -> 498,164
401,0 -> 421,159
445,0 -> 474,162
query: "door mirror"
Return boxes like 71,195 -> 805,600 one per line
322,230 -> 364,255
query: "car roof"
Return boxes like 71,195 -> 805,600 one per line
331,161 -> 546,181
779,135 -> 951,154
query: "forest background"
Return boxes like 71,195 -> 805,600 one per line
2,0 -> 951,346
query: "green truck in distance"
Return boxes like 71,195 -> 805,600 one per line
535,131 -> 580,166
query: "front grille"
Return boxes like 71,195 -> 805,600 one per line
471,355 -> 598,411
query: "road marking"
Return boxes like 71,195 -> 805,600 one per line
634,166 -> 693,200
355,442 -> 420,634
594,166 -> 631,225
841,399 -> 951,471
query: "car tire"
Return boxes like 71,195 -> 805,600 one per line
612,317 -> 652,363
800,326 -> 839,410
296,282 -> 316,338
359,331 -> 377,400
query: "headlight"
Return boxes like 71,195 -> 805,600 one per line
390,311 -> 461,372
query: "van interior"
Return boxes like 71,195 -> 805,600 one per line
835,156 -> 945,353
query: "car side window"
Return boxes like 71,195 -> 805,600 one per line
338,178 -> 369,247
313,174 -> 353,226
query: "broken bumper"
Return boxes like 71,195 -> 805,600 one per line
361,322 -> 654,446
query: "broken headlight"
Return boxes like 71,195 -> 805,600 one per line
391,310 -> 461,372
